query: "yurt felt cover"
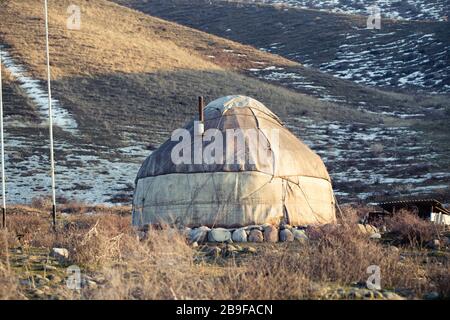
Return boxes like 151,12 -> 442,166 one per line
133,95 -> 336,227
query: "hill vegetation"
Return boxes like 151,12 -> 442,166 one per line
115,0 -> 450,103
1,0 -> 379,147
0,0 -> 448,202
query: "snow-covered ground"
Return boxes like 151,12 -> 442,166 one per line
319,31 -> 450,93
286,117 -> 450,201
120,0 -> 450,93
210,1 -> 450,93
1,45 -> 448,204
248,66 -> 348,104
3,132 -> 148,204
244,0 -> 449,21
259,31 -> 450,94
1,47 -> 149,205
247,64 -> 440,118
1,46 -> 79,134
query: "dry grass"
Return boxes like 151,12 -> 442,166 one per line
0,0 -> 297,84
119,0 -> 450,115
0,264 -> 19,300
0,0 -> 384,148
385,210 -> 441,248
0,205 -> 448,300
0,230 -> 21,300
1,0 -> 219,78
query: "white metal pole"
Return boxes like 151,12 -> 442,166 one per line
0,49 -> 6,229
44,0 -> 57,229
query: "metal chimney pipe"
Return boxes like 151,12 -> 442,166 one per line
198,96 -> 204,122
196,96 -> 205,136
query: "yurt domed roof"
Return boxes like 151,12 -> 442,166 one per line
203,95 -> 281,122
136,95 -> 330,182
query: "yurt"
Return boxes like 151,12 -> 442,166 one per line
133,95 -> 336,227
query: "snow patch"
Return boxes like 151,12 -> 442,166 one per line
1,46 -> 79,134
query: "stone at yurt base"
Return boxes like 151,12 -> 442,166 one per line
248,229 -> 264,243
293,229 -> 309,242
208,228 -> 232,243
184,225 -> 310,243
280,229 -> 294,242
189,226 -> 210,243
232,228 -> 248,242
263,225 -> 279,242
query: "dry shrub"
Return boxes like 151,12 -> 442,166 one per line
82,205 -> 132,216
5,214 -> 54,248
303,224 -> 389,283
30,197 -> 53,211
68,220 -> 112,267
0,263 -> 20,300
386,210 -> 439,247
81,231 -> 314,300
1,206 -> 447,300
303,223 -> 423,292
58,201 -> 132,216
56,216 -> 302,300
336,205 -> 366,225
78,217 -> 428,299
428,267 -> 450,298
213,251 -> 318,300
84,229 -> 198,299
0,230 -> 20,300
60,217 -> 132,268
60,201 -> 89,214
219,221 -> 429,298
65,214 -> 130,234
0,230 -> 11,260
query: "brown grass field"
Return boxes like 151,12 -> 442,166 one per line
1,1 -> 448,202
0,202 -> 449,300
0,0 -> 349,147
3,0 -> 447,147
0,0 -> 448,198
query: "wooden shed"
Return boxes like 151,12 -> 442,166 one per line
377,199 -> 450,225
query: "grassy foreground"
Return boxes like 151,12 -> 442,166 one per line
0,202 -> 449,300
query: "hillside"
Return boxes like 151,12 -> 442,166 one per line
0,0 -> 360,203
112,0 -> 450,202
1,0 -> 386,142
0,0 -> 449,204
118,0 -> 450,93
248,0 -> 449,21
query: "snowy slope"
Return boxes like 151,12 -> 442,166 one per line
251,0 -> 449,21
1,0 -> 448,205
1,47 -> 148,204
131,0 -> 450,93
